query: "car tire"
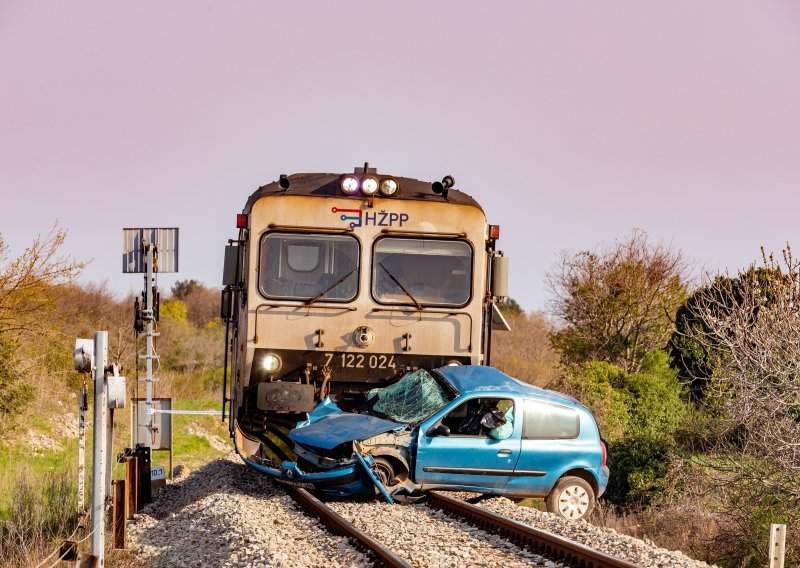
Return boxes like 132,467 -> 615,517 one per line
545,476 -> 595,520
372,457 -> 398,486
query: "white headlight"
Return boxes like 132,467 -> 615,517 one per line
341,176 -> 359,195
446,360 -> 462,366
361,177 -> 378,195
380,179 -> 399,196
262,354 -> 282,373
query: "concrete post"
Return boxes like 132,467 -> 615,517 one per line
90,330 -> 108,565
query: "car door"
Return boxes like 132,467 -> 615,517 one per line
414,396 -> 521,489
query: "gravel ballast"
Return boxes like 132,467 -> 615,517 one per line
128,456 -> 715,567
128,455 -> 369,568
445,493 -> 716,568
329,500 -> 559,568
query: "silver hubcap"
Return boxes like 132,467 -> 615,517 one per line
558,485 -> 590,519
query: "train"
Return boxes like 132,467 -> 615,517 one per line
220,164 -> 510,470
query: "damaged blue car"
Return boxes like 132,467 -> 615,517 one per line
244,365 -> 609,520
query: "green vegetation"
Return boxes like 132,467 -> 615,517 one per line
548,233 -> 799,567
2,223 -> 798,567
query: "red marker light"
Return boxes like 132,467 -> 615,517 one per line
236,214 -> 248,229
489,225 -> 501,239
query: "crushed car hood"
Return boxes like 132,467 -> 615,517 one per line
289,413 -> 406,451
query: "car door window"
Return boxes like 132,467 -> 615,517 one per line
440,398 -> 514,437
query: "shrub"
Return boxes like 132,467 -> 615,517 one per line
555,350 -> 688,504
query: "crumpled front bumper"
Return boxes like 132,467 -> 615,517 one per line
241,456 -> 377,499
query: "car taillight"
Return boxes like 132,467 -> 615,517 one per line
600,438 -> 608,467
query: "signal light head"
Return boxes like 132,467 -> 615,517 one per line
361,177 -> 379,195
340,176 -> 359,195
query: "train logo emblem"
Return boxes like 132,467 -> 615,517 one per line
331,207 -> 409,229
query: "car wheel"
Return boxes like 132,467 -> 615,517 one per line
372,457 -> 398,486
545,476 -> 595,520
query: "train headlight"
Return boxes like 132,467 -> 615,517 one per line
446,359 -> 462,366
380,178 -> 399,196
262,354 -> 282,373
341,176 -> 359,195
361,177 -> 378,195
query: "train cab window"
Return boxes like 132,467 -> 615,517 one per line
260,233 -> 359,301
372,238 -> 472,306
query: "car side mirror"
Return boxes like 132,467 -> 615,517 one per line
426,424 -> 450,437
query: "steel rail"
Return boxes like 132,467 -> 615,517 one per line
287,487 -> 411,568
426,492 -> 640,568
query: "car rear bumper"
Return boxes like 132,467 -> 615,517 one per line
597,465 -> 610,497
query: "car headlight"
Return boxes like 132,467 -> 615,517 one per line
340,176 -> 359,195
361,177 -> 379,195
262,354 -> 282,373
380,178 -> 399,196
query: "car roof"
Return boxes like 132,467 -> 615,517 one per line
435,365 -> 579,407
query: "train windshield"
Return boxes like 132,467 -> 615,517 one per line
260,233 -> 359,301
372,238 -> 472,306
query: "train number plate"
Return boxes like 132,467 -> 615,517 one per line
323,353 -> 397,370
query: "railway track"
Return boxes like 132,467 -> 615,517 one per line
287,486 -> 411,568
286,484 -> 638,568
426,492 -> 639,568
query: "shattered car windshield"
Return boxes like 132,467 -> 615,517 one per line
367,369 -> 454,424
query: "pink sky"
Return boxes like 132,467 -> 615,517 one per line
1,1 -> 799,310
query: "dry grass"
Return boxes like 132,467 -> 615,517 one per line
0,469 -> 78,568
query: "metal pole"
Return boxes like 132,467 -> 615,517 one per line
112,480 -> 126,549
105,408 -> 114,494
125,457 -> 137,519
145,242 -> 154,438
221,317 -> 230,420
90,330 -> 108,565
78,376 -> 87,515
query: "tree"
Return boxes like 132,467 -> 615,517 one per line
669,267 -> 790,400
680,248 -> 800,565
171,279 -> 202,300
0,224 -> 86,338
498,297 -> 523,317
0,224 -> 85,432
547,229 -> 689,372
493,311 -> 559,387
172,279 -> 218,326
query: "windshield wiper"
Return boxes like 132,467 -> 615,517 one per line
306,268 -> 357,306
378,263 -> 422,310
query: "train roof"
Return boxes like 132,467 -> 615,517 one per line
244,172 -> 484,214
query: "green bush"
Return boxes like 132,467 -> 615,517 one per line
557,350 -> 688,504
606,435 -> 673,503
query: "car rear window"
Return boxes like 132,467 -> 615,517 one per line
523,399 -> 579,439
